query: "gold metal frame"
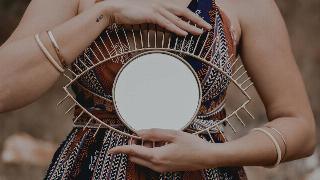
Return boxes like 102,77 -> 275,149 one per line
112,50 -> 203,133
57,23 -> 255,143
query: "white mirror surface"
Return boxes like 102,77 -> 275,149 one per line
113,51 -> 201,132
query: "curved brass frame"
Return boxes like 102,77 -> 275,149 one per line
58,23 -> 255,142
112,50 -> 203,133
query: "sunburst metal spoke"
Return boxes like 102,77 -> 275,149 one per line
57,95 -> 70,107
64,103 -> 76,115
99,36 -> 112,58
59,23 -> 255,142
82,117 -> 93,131
206,129 -> 215,143
73,111 -> 84,124
235,112 -> 246,127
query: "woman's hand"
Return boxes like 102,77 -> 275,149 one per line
78,0 -> 103,13
106,0 -> 212,36
96,0 -> 212,36
108,128 -> 218,173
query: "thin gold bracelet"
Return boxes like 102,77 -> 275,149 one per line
251,127 -> 282,167
34,33 -> 65,73
265,125 -> 287,160
47,30 -> 68,69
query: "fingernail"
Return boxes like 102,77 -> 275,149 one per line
206,23 -> 212,30
182,31 -> 188,36
108,151 -> 115,155
107,149 -> 114,154
197,28 -> 204,34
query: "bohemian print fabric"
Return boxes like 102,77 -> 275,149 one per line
45,0 -> 247,179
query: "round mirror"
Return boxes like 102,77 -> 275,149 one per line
112,51 -> 202,132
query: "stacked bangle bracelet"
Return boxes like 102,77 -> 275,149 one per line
251,126 -> 287,167
47,31 -> 68,69
34,32 -> 67,73
35,34 -> 65,73
266,125 -> 287,160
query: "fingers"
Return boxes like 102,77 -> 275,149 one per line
108,144 -> 154,160
177,8 -> 212,30
159,8 -> 203,35
142,140 -> 154,148
108,144 -> 163,172
136,128 -> 180,142
155,14 -> 188,36
78,0 -> 96,13
130,138 -> 165,148
164,5 -> 212,30
128,156 -> 156,169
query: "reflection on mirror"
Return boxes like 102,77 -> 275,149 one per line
112,51 -> 201,132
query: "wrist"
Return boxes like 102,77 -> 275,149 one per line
195,142 -> 225,169
204,142 -> 238,168
99,0 -> 119,25
205,143 -> 225,168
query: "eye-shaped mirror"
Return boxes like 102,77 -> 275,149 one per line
112,51 -> 202,132
60,24 -> 255,140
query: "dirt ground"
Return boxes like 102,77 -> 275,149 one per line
0,0 -> 319,179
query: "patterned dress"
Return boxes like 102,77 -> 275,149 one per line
45,0 -> 248,179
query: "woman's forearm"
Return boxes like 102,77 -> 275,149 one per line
50,3 -> 114,64
208,116 -> 316,167
0,2 -> 113,112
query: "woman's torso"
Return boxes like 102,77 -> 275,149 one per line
45,0 -> 248,179
70,0 -> 238,133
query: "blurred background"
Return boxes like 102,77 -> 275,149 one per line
0,0 -> 319,179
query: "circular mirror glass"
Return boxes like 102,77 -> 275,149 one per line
112,51 -> 201,132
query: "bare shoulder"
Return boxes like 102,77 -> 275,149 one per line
215,0 -> 242,47
4,0 -> 79,45
216,0 -> 284,44
232,0 -> 284,32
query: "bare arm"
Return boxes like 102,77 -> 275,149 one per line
0,0 -> 112,112
0,0 -> 212,112
216,0 -> 316,165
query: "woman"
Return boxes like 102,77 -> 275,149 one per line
0,0 -> 316,179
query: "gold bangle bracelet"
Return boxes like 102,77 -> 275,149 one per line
251,127 -> 282,167
47,30 -> 68,69
34,33 -> 65,73
265,125 -> 287,160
